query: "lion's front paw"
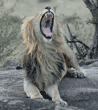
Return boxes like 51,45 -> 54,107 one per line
59,100 -> 68,107
77,68 -> 87,78
72,70 -> 85,78
67,68 -> 86,78
76,72 -> 85,78
55,99 -> 68,107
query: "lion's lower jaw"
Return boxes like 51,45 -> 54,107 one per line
42,36 -> 52,43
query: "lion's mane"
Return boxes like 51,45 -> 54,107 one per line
21,10 -> 66,90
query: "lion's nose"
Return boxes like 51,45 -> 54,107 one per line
45,6 -> 51,10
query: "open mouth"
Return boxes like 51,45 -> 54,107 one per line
40,11 -> 54,39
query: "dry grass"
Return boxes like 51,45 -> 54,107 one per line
0,0 -> 94,67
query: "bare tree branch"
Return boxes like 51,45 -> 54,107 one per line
66,24 -> 85,60
95,0 -> 98,6
91,0 -> 97,7
83,0 -> 93,10
83,0 -> 98,59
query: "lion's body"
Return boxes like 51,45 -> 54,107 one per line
21,7 -> 87,106
22,20 -> 67,90
23,45 -> 65,91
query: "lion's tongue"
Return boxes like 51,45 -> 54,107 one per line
43,27 -> 52,36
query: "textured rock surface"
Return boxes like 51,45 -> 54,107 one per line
59,67 -> 98,110
0,66 -> 98,110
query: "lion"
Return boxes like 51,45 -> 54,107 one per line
21,6 -> 87,106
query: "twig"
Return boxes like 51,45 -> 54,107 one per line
83,0 -> 93,10
66,24 -> 85,60
91,0 -> 96,7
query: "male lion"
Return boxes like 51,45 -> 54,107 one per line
21,6 -> 87,106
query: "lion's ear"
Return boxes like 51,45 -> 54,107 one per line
21,17 -> 36,55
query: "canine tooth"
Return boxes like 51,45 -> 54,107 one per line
45,14 -> 47,17
44,16 -> 45,19
50,17 -> 52,20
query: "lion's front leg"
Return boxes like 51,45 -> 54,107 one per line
62,42 -> 87,78
45,84 -> 68,106
24,76 -> 43,98
66,57 -> 87,78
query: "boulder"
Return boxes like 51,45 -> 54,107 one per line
0,66 -> 98,110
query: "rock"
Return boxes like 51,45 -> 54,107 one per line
2,60 -> 23,70
0,67 -> 98,110
88,61 -> 98,67
59,67 -> 98,110
3,60 -> 19,68
0,97 -> 55,110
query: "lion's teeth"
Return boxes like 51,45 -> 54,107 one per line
45,14 -> 47,18
43,16 -> 45,20
46,33 -> 52,36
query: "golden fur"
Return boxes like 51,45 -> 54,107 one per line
21,7 -> 86,106
22,14 -> 66,89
